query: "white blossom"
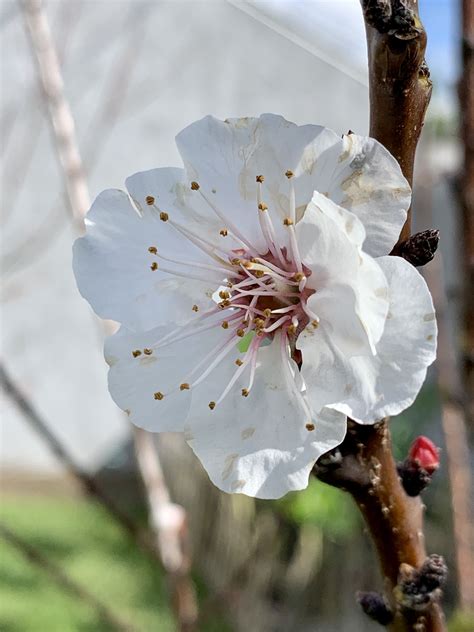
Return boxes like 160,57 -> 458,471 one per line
73,114 -> 437,499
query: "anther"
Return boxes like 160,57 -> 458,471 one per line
150,262 -> 158,271
256,175 -> 264,183
180,383 -> 190,391
148,246 -> 158,254
143,348 -> 153,355
311,320 -> 319,328
230,258 -> 241,266
288,324 -> 297,335
254,318 -> 265,328
221,321 -> 229,329
306,423 -> 315,431
154,392 -> 164,400
254,270 -> 265,278
145,195 -> 155,205
258,203 -> 268,212
235,359 -> 243,366
208,401 -> 216,410
218,299 -> 231,309
190,181 -> 200,190
241,388 -> 249,397
159,212 -> 169,222
192,304 -> 199,312
219,290 -> 230,299
285,170 -> 294,179
236,328 -> 245,337
132,350 -> 142,358
283,217 -> 294,226
219,229 -> 228,237
293,272 -> 304,282
263,309 -> 272,318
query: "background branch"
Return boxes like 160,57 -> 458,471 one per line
20,2 -> 199,628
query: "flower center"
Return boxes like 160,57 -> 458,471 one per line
141,172 -> 320,412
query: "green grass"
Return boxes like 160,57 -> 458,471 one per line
0,494 -> 222,632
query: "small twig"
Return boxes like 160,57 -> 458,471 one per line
0,521 -> 136,632
0,363 -> 155,555
423,254 -> 474,613
459,0 -> 474,430
21,0 -> 90,225
20,3 -> 199,626
133,427 -> 199,632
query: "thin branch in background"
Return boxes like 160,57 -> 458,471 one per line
2,2 -> 145,280
0,521 -> 136,632
19,2 -> 199,628
423,254 -> 474,614
21,0 -> 90,226
133,428 -> 199,632
2,0 -> 83,224
0,363 -> 154,556
459,0 -> 474,430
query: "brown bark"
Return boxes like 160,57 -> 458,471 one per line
315,2 -> 446,630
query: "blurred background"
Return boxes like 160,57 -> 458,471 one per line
1,1 -> 472,631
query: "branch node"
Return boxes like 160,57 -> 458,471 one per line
357,590 -> 394,625
361,0 -> 421,40
397,229 -> 440,266
395,555 -> 447,611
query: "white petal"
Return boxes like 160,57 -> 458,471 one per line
185,333 -> 347,499
296,194 -> 389,354
73,186 -> 218,331
300,256 -> 437,423
314,134 -> 411,257
125,167 -> 240,251
105,324 -> 227,432
175,114 -> 341,252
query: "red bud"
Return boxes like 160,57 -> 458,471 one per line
408,436 -> 440,474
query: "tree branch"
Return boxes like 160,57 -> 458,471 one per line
314,2 -> 447,630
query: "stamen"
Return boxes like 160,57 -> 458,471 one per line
256,179 -> 286,267
149,261 -> 223,285
279,330 -> 313,421
197,188 -> 259,255
288,174 -> 296,223
263,315 -> 291,333
301,301 -> 320,323
155,250 -> 234,276
189,333 -> 243,390
164,215 -> 230,265
286,223 -> 303,273
214,334 -> 261,405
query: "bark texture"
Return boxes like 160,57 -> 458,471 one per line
315,2 -> 446,630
